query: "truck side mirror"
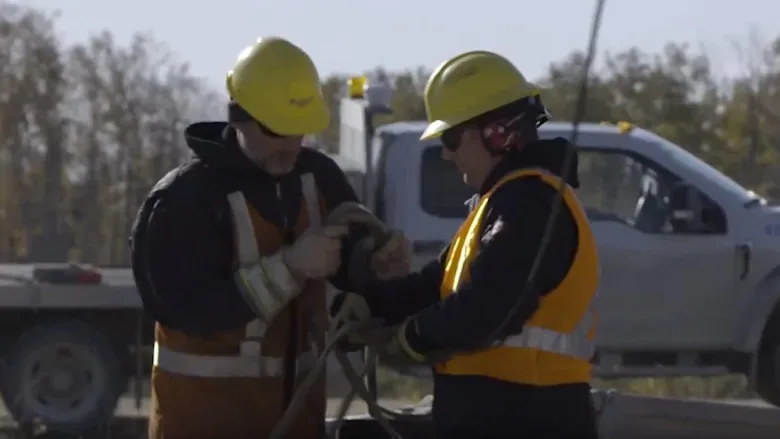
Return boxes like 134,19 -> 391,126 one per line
670,208 -> 695,222
668,183 -> 702,226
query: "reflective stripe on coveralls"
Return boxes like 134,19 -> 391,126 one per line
152,173 -> 321,378
436,167 -> 600,385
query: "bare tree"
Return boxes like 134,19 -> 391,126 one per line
0,1 -> 220,264
0,2 -> 67,262
67,31 -> 220,264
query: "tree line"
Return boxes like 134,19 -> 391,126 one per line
1,0 -> 779,265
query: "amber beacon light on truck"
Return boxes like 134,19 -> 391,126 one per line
347,75 -> 368,99
600,120 -> 635,135
346,75 -> 393,114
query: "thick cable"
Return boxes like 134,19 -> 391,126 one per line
267,319 -> 359,439
323,323 -> 402,439
477,0 -> 609,353
326,346 -> 379,436
268,303 -> 409,439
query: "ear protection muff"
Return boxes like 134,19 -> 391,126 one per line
480,95 -> 549,154
324,202 -> 393,287
481,117 -> 519,153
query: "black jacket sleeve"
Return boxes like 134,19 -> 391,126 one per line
352,246 -> 447,325
131,174 -> 255,336
403,178 -> 578,355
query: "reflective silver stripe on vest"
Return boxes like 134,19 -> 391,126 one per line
153,342 -> 317,378
501,292 -> 598,360
227,191 -> 298,323
225,172 -> 321,329
227,191 -> 261,265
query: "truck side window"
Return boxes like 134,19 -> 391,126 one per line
577,150 -> 655,227
667,185 -> 728,235
420,145 -> 474,218
577,150 -> 728,235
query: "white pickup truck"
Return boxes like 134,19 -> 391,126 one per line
1,90 -> 777,435
338,84 -> 780,408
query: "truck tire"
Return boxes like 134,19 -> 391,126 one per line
756,311 -> 780,407
0,320 -> 126,434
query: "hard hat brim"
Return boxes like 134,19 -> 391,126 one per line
257,98 -> 330,136
420,120 -> 452,141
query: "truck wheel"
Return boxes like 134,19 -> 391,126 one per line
0,320 -> 126,434
756,312 -> 780,407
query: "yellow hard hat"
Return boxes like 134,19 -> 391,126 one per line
226,37 -> 329,136
420,50 -> 541,141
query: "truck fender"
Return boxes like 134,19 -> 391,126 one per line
735,265 -> 780,352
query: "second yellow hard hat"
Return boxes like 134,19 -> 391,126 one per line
421,50 -> 541,141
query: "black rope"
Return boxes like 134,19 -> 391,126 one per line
476,0 -> 609,352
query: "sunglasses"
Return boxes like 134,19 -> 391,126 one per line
441,126 -> 467,152
257,121 -> 287,138
228,99 -> 289,139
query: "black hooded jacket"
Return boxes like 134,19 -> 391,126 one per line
130,122 -> 359,335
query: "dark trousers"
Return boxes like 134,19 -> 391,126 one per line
432,375 -> 598,439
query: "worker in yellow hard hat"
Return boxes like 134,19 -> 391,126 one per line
131,36 -> 410,439
332,50 -> 600,438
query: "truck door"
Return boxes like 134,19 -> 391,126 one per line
578,148 -> 737,350
403,142 -> 473,270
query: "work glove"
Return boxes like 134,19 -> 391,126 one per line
370,230 -> 411,280
325,202 -> 411,286
329,292 -> 428,366
380,318 -> 431,364
235,252 -> 304,334
282,224 -> 350,280
330,292 -> 396,352
235,223 -> 356,334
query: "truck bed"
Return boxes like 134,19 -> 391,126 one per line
0,264 -> 139,309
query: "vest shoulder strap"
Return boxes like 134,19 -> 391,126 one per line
490,167 -> 566,194
225,173 -> 322,266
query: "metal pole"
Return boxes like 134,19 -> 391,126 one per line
362,106 -> 380,399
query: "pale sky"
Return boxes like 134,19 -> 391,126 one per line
18,0 -> 780,98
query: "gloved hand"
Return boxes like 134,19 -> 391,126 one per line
325,202 -> 383,229
330,292 -> 396,351
234,251 -> 303,331
380,318 -> 429,364
330,292 -> 372,326
325,203 -> 412,285
282,224 -> 350,280
235,224 -> 349,329
370,230 -> 411,280
325,203 -> 398,286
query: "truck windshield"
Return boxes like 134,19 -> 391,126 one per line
646,132 -> 761,205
